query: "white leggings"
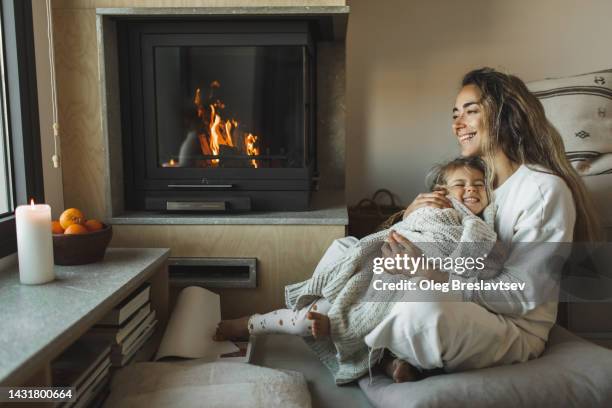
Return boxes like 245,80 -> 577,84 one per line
248,236 -> 358,337
248,298 -> 332,336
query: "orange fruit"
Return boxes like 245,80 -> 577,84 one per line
51,220 -> 64,234
59,208 -> 85,230
84,219 -> 104,232
64,224 -> 89,235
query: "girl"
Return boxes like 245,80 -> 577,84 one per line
216,156 -> 503,384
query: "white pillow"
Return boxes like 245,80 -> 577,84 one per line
528,70 -> 612,176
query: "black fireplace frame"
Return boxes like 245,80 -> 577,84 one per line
117,19 -> 317,212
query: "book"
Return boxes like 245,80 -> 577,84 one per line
155,286 -> 253,363
111,320 -> 157,367
111,310 -> 156,355
52,337 -> 111,392
70,363 -> 110,408
87,303 -> 151,345
69,360 -> 110,405
97,283 -> 150,326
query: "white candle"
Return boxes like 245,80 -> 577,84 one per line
15,201 -> 55,285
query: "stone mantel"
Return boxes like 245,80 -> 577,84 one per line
96,6 -> 349,39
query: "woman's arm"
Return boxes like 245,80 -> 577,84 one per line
401,191 -> 452,220
388,228 -> 570,316
451,227 -> 572,316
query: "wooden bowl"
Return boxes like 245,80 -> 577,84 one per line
53,224 -> 113,266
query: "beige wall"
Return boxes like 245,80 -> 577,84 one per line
345,0 -> 612,205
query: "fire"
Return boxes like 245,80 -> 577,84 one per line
193,81 -> 260,168
245,133 -> 260,168
161,158 -> 177,167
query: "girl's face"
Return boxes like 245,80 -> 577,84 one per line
452,85 -> 488,157
444,166 -> 488,215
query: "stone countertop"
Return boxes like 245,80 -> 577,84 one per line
111,190 -> 349,226
96,6 -> 350,16
0,248 -> 169,386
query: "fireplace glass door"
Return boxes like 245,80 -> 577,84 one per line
153,46 -> 306,170
119,21 -> 316,211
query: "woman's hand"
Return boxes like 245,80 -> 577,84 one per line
382,232 -> 421,259
380,232 -> 422,275
384,232 -> 448,282
403,190 -> 451,219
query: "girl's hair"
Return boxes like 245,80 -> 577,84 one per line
425,156 -> 488,192
379,156 -> 487,230
461,67 -> 602,242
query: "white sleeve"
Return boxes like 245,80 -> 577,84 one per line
451,183 -> 576,316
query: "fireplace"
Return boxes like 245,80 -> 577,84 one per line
117,20 -> 316,211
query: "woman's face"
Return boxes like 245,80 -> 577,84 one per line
452,85 -> 488,157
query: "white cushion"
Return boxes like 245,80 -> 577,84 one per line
528,70 -> 612,176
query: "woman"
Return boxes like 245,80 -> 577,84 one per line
372,67 -> 601,382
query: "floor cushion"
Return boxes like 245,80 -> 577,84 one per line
358,325 -> 612,408
103,360 -> 311,408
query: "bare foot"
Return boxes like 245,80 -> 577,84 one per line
391,359 -> 419,383
214,316 -> 250,341
382,356 -> 420,382
307,311 -> 330,339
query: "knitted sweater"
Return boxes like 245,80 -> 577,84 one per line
285,198 -> 500,384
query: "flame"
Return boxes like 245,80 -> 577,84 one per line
161,158 -> 177,167
193,82 -> 259,168
245,133 -> 260,168
30,199 -> 35,207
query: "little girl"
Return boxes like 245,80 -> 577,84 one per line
216,157 -> 502,384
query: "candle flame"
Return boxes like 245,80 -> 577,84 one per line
30,199 -> 35,207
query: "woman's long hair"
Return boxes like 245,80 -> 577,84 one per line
462,67 -> 601,242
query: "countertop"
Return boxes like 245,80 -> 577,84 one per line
0,248 -> 169,386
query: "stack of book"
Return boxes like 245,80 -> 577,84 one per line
51,337 -> 111,408
87,283 -> 157,368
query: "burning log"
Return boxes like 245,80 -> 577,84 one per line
192,82 -> 260,168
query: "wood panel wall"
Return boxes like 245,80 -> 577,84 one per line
111,224 -> 345,317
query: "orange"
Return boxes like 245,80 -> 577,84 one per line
51,220 -> 64,234
59,208 -> 85,230
84,219 -> 104,232
64,224 -> 89,235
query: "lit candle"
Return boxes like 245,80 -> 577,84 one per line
15,200 -> 55,284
